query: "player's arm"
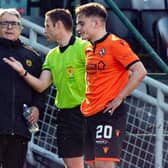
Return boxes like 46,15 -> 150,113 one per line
3,57 -> 52,93
118,61 -> 147,99
105,61 -> 147,114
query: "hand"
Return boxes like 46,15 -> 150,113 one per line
27,106 -> 39,125
3,57 -> 25,76
103,96 -> 123,115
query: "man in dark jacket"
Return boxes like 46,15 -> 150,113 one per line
0,8 -> 43,168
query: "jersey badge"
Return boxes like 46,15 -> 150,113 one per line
99,48 -> 105,56
26,59 -> 32,67
67,66 -> 73,77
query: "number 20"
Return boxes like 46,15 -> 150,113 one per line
96,125 -> 113,139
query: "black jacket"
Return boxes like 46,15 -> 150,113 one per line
0,38 -> 43,140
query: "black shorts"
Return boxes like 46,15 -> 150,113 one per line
56,106 -> 86,158
85,102 -> 128,163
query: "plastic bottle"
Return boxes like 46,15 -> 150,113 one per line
23,104 -> 39,133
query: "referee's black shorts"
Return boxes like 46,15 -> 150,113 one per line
84,102 -> 128,163
56,106 -> 86,158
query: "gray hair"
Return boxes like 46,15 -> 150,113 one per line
0,8 -> 21,23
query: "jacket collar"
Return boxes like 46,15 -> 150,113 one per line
0,38 -> 23,48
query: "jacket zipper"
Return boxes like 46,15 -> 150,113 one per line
11,71 -> 16,135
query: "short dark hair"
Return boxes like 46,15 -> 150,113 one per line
45,8 -> 73,31
75,2 -> 107,21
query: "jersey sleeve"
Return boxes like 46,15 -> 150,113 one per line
42,50 -> 52,71
112,39 -> 140,69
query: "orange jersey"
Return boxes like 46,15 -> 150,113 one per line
81,33 -> 139,117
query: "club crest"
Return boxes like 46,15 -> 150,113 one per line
99,48 -> 105,56
26,59 -> 32,67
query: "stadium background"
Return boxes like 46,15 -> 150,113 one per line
1,0 -> 168,168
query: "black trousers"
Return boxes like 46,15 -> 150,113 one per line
0,135 -> 28,168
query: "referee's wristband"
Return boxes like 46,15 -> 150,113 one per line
22,70 -> 28,77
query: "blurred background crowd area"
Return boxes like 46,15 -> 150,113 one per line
1,0 -> 168,72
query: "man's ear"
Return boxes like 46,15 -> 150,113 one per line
55,20 -> 63,29
92,18 -> 99,28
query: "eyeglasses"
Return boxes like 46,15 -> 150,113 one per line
0,21 -> 21,28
